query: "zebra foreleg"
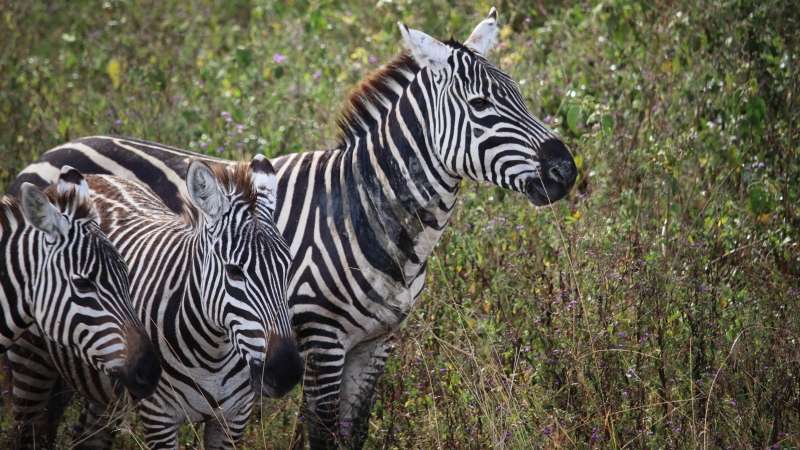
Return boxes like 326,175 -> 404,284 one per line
303,346 -> 345,450
138,398 -> 181,450
71,401 -> 121,450
339,335 -> 394,450
202,404 -> 252,450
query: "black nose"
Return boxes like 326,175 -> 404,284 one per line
540,139 -> 577,188
122,331 -> 162,400
251,335 -> 303,398
526,139 -> 577,205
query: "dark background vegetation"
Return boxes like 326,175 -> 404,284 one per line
1,0 -> 798,448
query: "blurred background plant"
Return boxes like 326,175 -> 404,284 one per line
1,0 -> 798,448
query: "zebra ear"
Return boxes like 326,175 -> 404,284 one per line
398,22 -> 452,71
186,160 -> 228,223
20,183 -> 68,239
465,7 -> 499,56
57,165 -> 90,202
250,154 -> 277,212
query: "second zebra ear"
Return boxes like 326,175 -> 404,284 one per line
57,165 -> 90,201
187,160 -> 228,223
398,23 -> 452,72
250,154 -> 277,212
465,7 -> 499,56
20,183 -> 69,240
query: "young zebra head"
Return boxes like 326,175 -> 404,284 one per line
398,8 -> 577,204
186,156 -> 302,397
1,167 -> 160,399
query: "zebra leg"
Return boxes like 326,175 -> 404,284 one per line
202,404 -> 251,450
71,401 -> 120,450
339,335 -> 394,450
139,399 -> 180,450
303,344 -> 346,450
141,419 -> 180,450
6,333 -> 72,449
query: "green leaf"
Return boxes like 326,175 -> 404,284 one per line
566,105 -> 582,135
601,114 -> 614,135
748,185 -> 772,215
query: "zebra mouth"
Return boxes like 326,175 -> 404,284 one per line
249,360 -> 284,398
524,139 -> 578,205
525,176 -> 569,206
249,337 -> 303,398
108,363 -> 160,400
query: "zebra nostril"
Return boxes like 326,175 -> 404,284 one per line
548,166 -> 564,184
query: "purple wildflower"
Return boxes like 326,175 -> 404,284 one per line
543,425 -> 553,437
235,123 -> 245,134
216,146 -> 224,154
340,419 -> 353,438
566,299 -> 578,310
221,111 -> 232,123
113,118 -> 122,126
590,427 -> 600,443
312,70 -> 322,80
273,53 -> 286,64
368,55 -> 378,64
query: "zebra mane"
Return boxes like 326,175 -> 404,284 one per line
180,161 -> 258,225
207,162 -> 257,204
334,40 -> 483,146
335,52 -> 419,146
0,187 -> 96,232
47,187 -> 97,221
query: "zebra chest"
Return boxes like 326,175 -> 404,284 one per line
155,351 -> 252,420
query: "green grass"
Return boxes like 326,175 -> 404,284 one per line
1,0 -> 799,448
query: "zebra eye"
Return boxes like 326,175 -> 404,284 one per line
469,97 -> 492,111
225,264 -> 245,282
72,278 -> 95,293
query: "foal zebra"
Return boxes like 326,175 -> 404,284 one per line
1,167 -> 160,446
11,8 -> 577,448
8,157 -> 302,449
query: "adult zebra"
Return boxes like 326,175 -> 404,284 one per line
10,8 -> 577,449
1,167 -> 161,447
8,157 -> 302,449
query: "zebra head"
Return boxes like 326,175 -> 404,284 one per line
18,168 -> 160,400
186,156 -> 302,398
398,8 -> 577,205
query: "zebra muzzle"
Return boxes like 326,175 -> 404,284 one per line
116,325 -> 162,400
249,335 -> 303,398
525,139 -> 577,205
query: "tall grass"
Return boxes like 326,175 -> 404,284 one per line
1,0 -> 798,448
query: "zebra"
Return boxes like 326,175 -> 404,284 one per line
1,167 -> 161,447
9,8 -> 577,449
7,156 -> 303,449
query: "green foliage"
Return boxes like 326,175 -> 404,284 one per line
1,0 -> 798,448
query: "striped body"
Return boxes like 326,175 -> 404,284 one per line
10,9 -> 576,449
9,160 -> 300,449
